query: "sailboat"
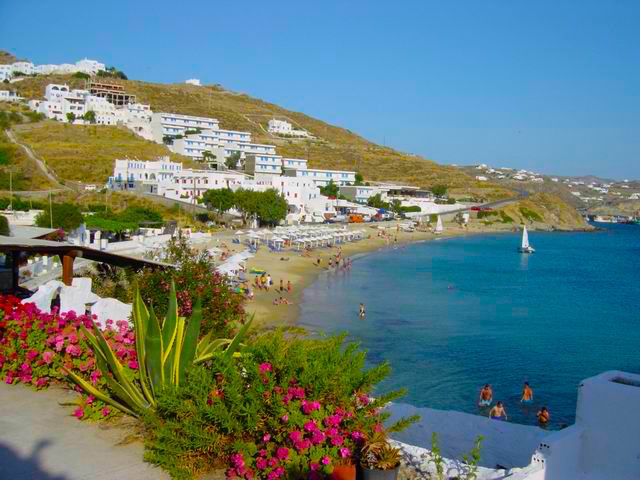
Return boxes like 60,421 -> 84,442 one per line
518,225 -> 535,253
435,215 -> 444,234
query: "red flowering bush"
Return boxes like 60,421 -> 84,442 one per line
144,332 -> 416,479
0,295 -> 137,420
135,236 -> 245,337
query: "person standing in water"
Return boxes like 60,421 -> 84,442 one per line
537,407 -> 550,426
358,303 -> 366,318
478,384 -> 493,407
521,382 -> 533,404
490,401 -> 508,421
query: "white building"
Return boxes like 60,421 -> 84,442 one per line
1,58 -> 105,81
185,79 -> 201,86
244,154 -> 283,176
267,118 -> 310,137
109,157 -> 183,192
283,167 -> 356,187
282,158 -> 308,170
164,170 -> 248,202
0,90 -> 23,102
151,112 -> 220,142
476,175 -> 489,181
339,185 -> 389,204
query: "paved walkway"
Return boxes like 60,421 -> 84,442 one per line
0,383 -> 168,480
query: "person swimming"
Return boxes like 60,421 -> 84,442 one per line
521,382 -> 533,404
537,407 -> 550,426
478,384 -> 493,407
358,303 -> 366,318
490,401 -> 508,421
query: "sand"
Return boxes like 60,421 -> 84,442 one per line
234,221 -> 488,327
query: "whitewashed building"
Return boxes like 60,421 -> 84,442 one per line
244,154 -> 283,176
267,118 -> 310,137
339,185 -> 389,204
109,157 -> 183,191
0,90 -> 23,102
283,167 -> 356,187
150,112 -> 220,142
282,158 -> 308,170
1,58 -> 105,81
185,78 -> 201,86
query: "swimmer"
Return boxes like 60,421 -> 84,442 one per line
358,303 -> 366,318
536,407 -> 550,426
478,384 -> 493,407
521,382 -> 533,404
489,401 -> 508,421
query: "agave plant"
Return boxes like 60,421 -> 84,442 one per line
65,283 -> 253,417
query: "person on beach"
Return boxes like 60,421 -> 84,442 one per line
279,279 -> 284,292
358,303 -> 366,318
266,274 -> 272,289
490,401 -> 508,421
521,382 -> 533,404
287,280 -> 292,293
478,384 -> 493,406
537,407 -> 550,426
329,257 -> 334,268
316,258 -> 321,266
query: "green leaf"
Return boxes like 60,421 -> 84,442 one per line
161,281 -> 179,363
132,288 -> 155,406
178,297 -> 202,381
145,304 -> 164,392
64,368 -> 138,417
222,315 -> 254,361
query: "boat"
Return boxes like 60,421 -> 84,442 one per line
434,215 -> 444,234
518,225 -> 535,253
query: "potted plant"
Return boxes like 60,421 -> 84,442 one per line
361,432 -> 402,480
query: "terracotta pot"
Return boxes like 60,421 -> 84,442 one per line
330,464 -> 357,480
362,467 -> 399,480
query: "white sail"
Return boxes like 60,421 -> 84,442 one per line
435,215 -> 444,233
521,226 -> 530,249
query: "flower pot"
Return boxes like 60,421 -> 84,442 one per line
331,465 -> 357,480
362,467 -> 399,480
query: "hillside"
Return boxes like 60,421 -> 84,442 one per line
10,121 -> 196,184
0,70 -> 590,229
2,74 -> 502,196
0,51 -> 18,64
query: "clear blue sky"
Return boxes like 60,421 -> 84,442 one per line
2,0 -> 639,179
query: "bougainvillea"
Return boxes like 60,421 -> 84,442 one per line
0,295 -> 137,420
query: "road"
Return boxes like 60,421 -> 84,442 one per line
420,192 -> 528,218
4,128 -> 72,191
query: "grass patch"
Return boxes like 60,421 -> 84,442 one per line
519,206 -> 543,222
12,121 -> 196,184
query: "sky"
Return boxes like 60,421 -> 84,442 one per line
1,0 -> 639,179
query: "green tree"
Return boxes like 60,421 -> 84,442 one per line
202,188 -> 235,218
367,193 -> 390,210
83,110 -> 97,124
66,112 -> 76,123
233,188 -> 260,225
225,151 -> 241,170
390,199 -> 403,214
319,179 -> 339,197
72,72 -> 90,80
257,188 -> 288,226
431,184 -> 448,198
355,172 -> 364,185
0,215 -> 10,236
35,202 -> 84,232
201,150 -> 216,166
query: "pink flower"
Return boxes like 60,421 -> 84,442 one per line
276,447 -> 289,461
54,341 -> 64,352
258,362 -> 272,373
302,400 -> 321,415
258,449 -> 267,457
90,370 -> 101,385
256,458 -> 267,470
324,414 -> 342,427
101,407 -> 110,417
339,447 -> 351,458
86,395 -> 95,405
331,435 -> 344,446
127,360 -> 139,370
358,394 -> 370,406
26,350 -> 39,361
262,433 -> 271,442
311,430 -> 326,445
310,463 -> 320,471
374,423 -> 383,433
280,414 -> 289,422
289,430 -> 302,443
35,378 -> 48,388
303,420 -> 318,432
68,333 -> 78,344
73,407 -> 84,419
351,431 -> 364,441
321,456 -> 331,465
42,351 -> 54,364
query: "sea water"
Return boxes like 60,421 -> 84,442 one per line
299,224 -> 640,427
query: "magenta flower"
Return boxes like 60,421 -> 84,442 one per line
26,350 -> 39,361
86,395 -> 95,405
42,351 -> 54,364
262,433 -> 271,442
127,360 -> 139,370
331,435 -> 344,446
276,447 -> 289,461
280,414 -> 289,422
289,430 -> 302,443
321,456 -> 331,465
311,430 -> 326,445
35,378 -> 48,388
339,447 -> 351,458
303,420 -> 318,432
101,407 -> 110,417
258,362 -> 272,373
310,463 -> 320,471
351,431 -> 364,441
73,407 -> 84,419
256,458 -> 267,470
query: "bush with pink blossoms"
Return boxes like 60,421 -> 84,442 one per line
0,295 -> 137,420
143,331 -> 418,479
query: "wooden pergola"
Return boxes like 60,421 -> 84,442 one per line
0,237 -> 173,293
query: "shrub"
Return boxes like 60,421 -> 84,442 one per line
136,236 -> 245,337
519,207 -> 543,222
0,215 -> 9,236
144,331 -> 418,479
0,296 -> 136,420
72,72 -> 90,80
35,202 -> 84,232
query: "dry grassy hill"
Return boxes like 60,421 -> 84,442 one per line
0,51 -> 18,65
0,69 -> 589,228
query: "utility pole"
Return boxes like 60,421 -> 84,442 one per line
49,191 -> 53,228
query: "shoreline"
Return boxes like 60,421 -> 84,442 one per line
240,220 -> 583,327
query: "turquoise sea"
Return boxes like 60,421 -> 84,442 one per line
299,223 -> 640,427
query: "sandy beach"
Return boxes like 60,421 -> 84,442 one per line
235,220 -> 499,327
